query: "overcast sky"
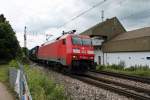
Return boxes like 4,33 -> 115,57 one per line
0,0 -> 150,49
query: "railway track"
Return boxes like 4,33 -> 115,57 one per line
87,72 -> 150,94
92,70 -> 150,84
35,63 -> 150,99
72,72 -> 150,100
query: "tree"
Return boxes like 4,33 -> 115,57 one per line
0,14 -> 22,62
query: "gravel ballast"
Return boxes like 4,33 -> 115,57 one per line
88,72 -> 150,90
34,65 -> 134,100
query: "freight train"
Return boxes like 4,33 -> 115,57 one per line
29,30 -> 96,72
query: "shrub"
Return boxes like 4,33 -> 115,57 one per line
125,65 -> 149,71
8,60 -> 18,68
0,65 -> 9,82
96,64 -> 150,77
125,66 -> 136,71
106,64 -> 124,70
118,61 -> 125,69
138,65 -> 149,71
25,67 -> 67,100
97,65 -> 105,70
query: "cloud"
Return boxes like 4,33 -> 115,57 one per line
0,0 -> 150,49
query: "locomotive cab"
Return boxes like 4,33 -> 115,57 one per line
70,35 -> 95,72
32,30 -> 95,73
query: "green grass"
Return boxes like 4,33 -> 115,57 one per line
24,65 -> 68,100
0,64 -> 17,99
97,64 -> 150,77
0,64 -> 9,82
7,60 -> 68,100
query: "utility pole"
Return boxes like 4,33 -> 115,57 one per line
101,10 -> 104,22
24,26 -> 27,48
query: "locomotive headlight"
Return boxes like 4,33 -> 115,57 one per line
89,56 -> 94,59
72,55 -> 78,59
87,50 -> 94,54
73,48 -> 80,53
73,55 -> 76,58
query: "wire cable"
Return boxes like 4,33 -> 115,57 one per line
58,0 -> 107,28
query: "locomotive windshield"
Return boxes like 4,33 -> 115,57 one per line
82,38 -> 92,45
72,36 -> 92,45
72,37 -> 82,45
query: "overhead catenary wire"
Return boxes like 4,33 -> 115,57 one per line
28,0 -> 149,47
27,1 -> 149,35
58,0 -> 107,28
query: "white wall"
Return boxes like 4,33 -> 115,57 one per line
104,52 -> 150,67
94,49 -> 103,65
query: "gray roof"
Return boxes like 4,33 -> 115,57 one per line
102,27 -> 150,52
110,27 -> 150,41
81,17 -> 126,40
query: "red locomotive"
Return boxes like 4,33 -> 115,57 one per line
29,30 -> 95,72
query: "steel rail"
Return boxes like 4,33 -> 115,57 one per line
91,70 -> 150,84
86,72 -> 150,95
71,75 -> 150,100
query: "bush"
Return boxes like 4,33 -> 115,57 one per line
8,60 -> 18,68
125,65 -> 149,71
96,64 -> 150,77
97,65 -> 105,70
118,61 -> 125,68
138,65 -> 149,71
22,57 -> 30,64
0,65 -> 9,82
106,64 -> 124,70
25,67 -> 67,100
125,66 -> 136,71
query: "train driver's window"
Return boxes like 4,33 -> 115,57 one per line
62,39 -> 66,45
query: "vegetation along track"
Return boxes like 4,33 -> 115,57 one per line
71,72 -> 150,100
92,70 -> 150,84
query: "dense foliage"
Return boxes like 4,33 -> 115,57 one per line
0,14 -> 21,62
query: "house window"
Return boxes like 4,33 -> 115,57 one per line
146,57 -> 150,60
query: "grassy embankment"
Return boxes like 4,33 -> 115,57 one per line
9,60 -> 68,100
0,62 -> 16,99
0,64 -> 9,83
25,65 -> 67,100
97,64 -> 150,77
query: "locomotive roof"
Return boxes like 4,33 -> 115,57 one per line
59,34 -> 90,39
40,34 -> 90,47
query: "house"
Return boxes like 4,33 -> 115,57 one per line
81,17 -> 126,65
102,27 -> 150,67
81,17 -> 150,67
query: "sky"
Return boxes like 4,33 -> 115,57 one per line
0,0 -> 150,49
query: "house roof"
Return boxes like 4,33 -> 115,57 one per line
102,27 -> 150,52
111,27 -> 150,41
81,17 -> 126,40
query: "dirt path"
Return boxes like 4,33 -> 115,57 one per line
0,82 -> 14,100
